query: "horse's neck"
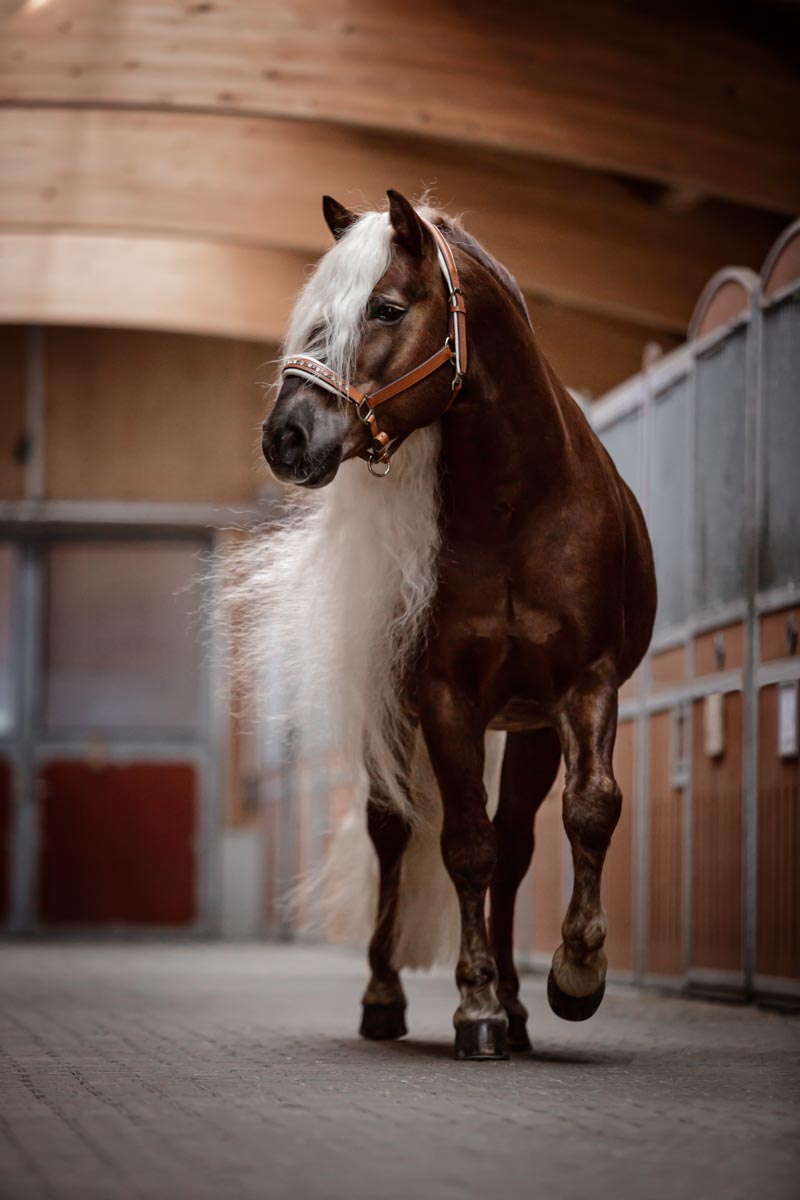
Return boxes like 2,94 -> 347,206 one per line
438,288 -> 576,516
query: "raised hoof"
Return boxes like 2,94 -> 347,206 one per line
547,968 -> 606,1022
454,1020 -> 509,1061
360,1002 -> 408,1041
506,1011 -> 532,1052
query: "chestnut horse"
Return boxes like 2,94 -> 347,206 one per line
257,190 -> 656,1060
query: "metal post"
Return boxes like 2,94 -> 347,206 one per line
682,353 -> 698,980
742,295 -> 763,995
634,369 -> 653,984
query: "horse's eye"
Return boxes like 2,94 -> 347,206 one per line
369,300 -> 405,324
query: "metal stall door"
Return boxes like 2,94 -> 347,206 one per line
14,534 -> 218,933
689,328 -> 749,988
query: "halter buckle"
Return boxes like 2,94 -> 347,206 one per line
355,396 -> 373,424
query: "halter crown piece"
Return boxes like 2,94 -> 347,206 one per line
282,215 -> 467,477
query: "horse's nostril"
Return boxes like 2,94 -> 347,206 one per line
279,422 -> 307,462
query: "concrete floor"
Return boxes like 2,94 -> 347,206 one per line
0,944 -> 798,1200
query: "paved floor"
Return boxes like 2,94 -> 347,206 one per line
0,944 -> 798,1200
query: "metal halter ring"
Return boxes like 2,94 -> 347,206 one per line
367,454 -> 391,477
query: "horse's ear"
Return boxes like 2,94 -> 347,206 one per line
322,195 -> 357,241
387,189 -> 430,257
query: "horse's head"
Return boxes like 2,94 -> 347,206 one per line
263,190 -> 459,487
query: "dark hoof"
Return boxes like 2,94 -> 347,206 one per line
506,1011 -> 532,1052
547,969 -> 606,1022
360,1002 -> 408,1041
454,1020 -> 509,1061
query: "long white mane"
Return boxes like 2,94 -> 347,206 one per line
227,205 -> 504,967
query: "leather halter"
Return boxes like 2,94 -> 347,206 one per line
282,216 -> 467,477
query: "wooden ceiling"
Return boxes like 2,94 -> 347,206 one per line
1,0 -> 797,396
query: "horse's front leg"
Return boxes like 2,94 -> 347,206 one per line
360,800 -> 411,1040
419,682 -> 508,1060
549,671 -> 621,1021
490,727 -> 561,1050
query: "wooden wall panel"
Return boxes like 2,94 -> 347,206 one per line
0,324 -> 26,500
0,232 -> 303,344
760,608 -> 800,663
2,108 -> 782,333
45,327 -> 275,503
603,718 -> 635,972
757,685 -> 800,980
0,233 -> 669,397
530,769 -> 567,959
695,622 -> 745,676
648,711 -> 683,975
619,668 -> 640,704
650,645 -> 686,691
526,298 -> 678,400
3,0 -> 798,210
691,692 -> 743,972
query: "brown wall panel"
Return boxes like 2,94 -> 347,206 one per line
691,693 -> 743,972
619,668 -> 640,704
38,761 -> 196,925
45,326 -> 276,504
650,646 -> 686,691
694,622 -> 745,677
757,685 -> 800,980
0,325 -> 26,500
530,770 -> 567,959
760,609 -> 800,664
524,298 -> 679,399
603,719 -> 635,971
648,711 -> 683,975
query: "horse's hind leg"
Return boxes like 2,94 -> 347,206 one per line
549,671 -> 621,1022
360,800 -> 411,1040
490,727 -> 561,1050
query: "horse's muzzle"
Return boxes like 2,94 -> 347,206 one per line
262,421 -> 342,489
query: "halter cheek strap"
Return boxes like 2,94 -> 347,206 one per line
282,216 -> 467,477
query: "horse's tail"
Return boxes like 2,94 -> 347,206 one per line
294,731 -> 506,970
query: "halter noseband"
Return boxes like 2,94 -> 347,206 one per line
282,216 -> 467,477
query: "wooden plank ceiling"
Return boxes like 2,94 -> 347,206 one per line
0,0 -> 797,396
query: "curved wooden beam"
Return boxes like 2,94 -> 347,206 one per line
2,0 -> 798,212
1,108 -> 784,333
0,231 -> 306,343
0,230 -> 677,395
